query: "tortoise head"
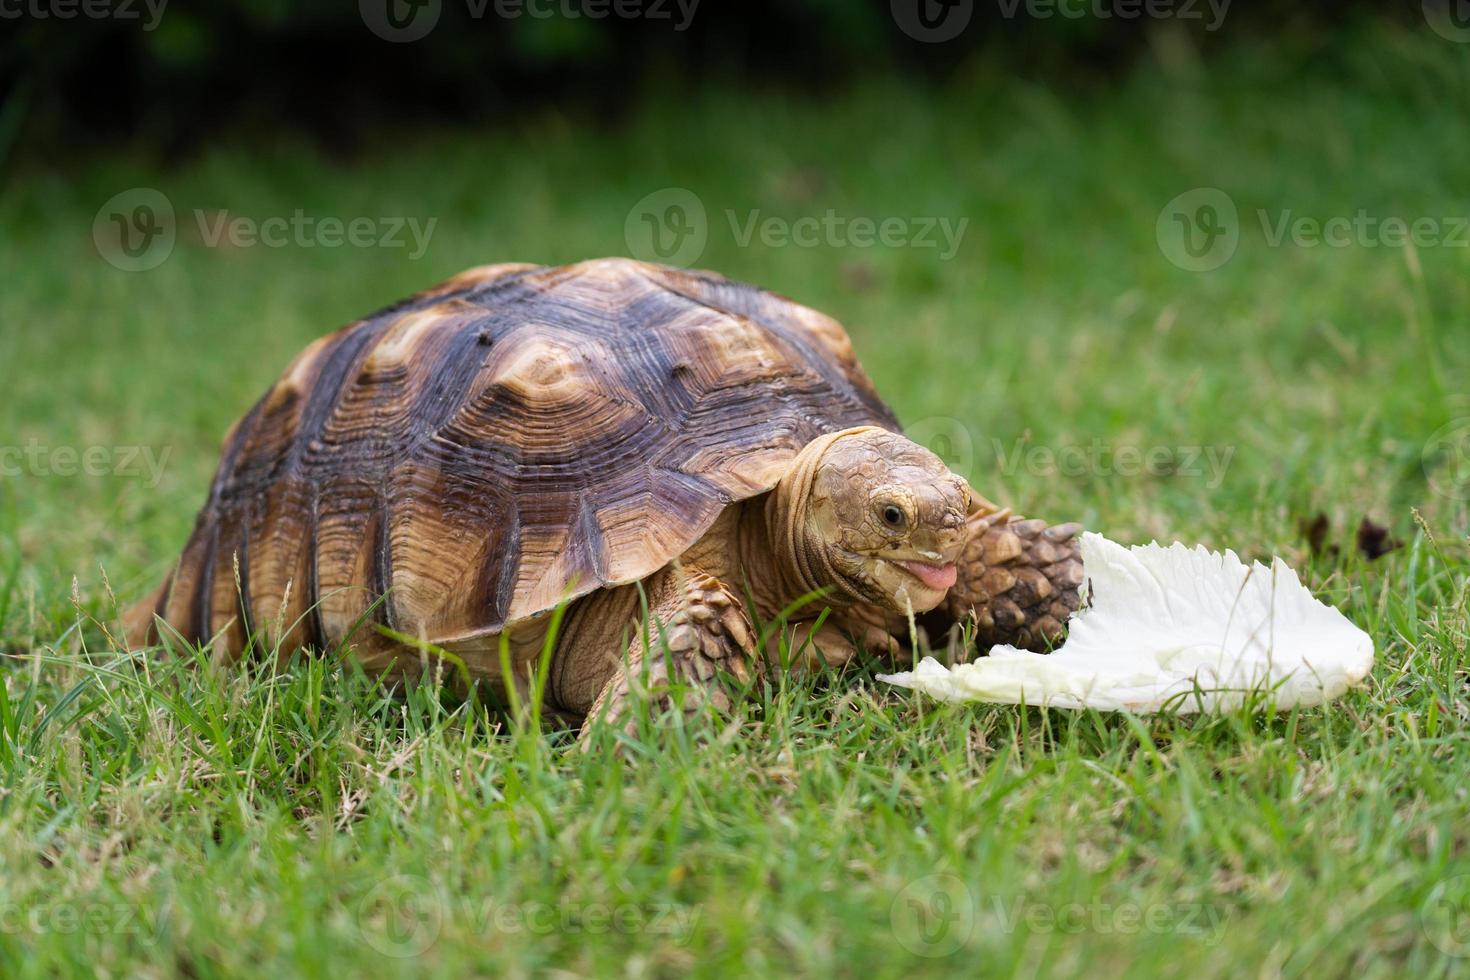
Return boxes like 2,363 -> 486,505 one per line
776,427 -> 972,615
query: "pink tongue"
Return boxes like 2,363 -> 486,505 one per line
898,560 -> 958,591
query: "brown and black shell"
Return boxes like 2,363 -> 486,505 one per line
131,258 -> 900,659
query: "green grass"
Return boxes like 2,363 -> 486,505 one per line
3,25 -> 1470,978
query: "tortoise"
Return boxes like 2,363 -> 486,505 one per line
125,258 -> 1083,730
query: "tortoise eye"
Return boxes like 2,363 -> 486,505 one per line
881,504 -> 905,528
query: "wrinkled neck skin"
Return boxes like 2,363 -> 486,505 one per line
735,430 -> 894,634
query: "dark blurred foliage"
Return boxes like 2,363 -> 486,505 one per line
0,0 -> 1440,161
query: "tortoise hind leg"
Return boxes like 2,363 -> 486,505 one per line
581,567 -> 760,742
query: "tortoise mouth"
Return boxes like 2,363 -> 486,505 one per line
889,559 -> 958,592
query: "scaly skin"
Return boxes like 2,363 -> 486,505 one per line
936,510 -> 1085,652
565,427 -> 1085,737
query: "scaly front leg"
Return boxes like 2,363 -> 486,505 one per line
582,566 -> 760,741
932,492 -> 1086,654
769,618 -> 899,673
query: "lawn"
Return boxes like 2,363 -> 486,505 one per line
1,25 -> 1469,978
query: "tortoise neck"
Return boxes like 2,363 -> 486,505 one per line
755,432 -> 867,618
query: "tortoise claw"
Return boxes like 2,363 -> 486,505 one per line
934,512 -> 1085,653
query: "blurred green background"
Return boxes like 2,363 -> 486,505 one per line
2,3 -> 1470,976
0,1 -> 1452,161
3,2 -> 1466,611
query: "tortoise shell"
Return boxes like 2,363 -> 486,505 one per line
143,258 -> 901,657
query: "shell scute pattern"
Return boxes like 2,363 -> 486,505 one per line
144,259 -> 899,657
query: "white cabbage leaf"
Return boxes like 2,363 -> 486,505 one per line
878,532 -> 1374,713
